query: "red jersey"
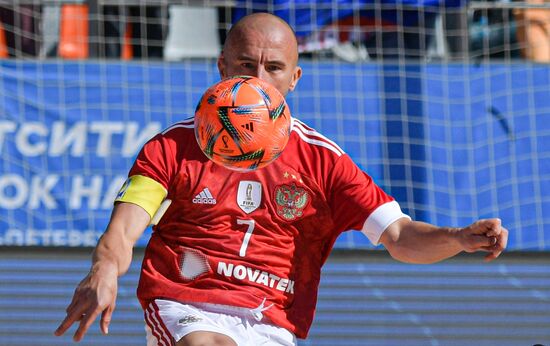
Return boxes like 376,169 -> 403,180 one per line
116,117 -> 408,339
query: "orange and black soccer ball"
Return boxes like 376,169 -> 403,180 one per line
194,76 -> 292,172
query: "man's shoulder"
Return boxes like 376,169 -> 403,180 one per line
160,118 -> 195,137
290,118 -> 345,158
142,118 -> 197,154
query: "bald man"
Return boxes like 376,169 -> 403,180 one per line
55,13 -> 507,346
218,12 -> 301,96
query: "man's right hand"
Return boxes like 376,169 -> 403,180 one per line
54,264 -> 118,342
54,203 -> 150,342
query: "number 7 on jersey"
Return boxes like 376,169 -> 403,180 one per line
237,219 -> 255,257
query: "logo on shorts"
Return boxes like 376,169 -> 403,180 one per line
178,315 -> 202,325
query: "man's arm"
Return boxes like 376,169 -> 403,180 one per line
379,218 -> 509,264
54,202 -> 150,342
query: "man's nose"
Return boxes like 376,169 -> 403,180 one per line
250,67 -> 266,80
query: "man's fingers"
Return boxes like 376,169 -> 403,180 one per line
485,248 -> 503,262
484,227 -> 509,262
73,308 -> 101,342
466,234 -> 498,252
65,295 -> 79,314
475,218 -> 502,237
463,219 -> 509,259
54,315 -> 73,336
54,303 -> 87,336
55,299 -> 115,341
55,268 -> 118,342
100,303 -> 115,335
489,236 -> 498,246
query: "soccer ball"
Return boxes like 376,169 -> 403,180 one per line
194,76 -> 292,172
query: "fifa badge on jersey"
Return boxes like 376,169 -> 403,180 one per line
237,181 -> 262,213
274,183 -> 309,221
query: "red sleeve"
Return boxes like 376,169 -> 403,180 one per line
129,132 -> 177,191
327,154 -> 409,244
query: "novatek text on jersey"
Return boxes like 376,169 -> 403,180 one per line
217,261 -> 295,294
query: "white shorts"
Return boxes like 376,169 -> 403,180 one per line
144,299 -> 297,346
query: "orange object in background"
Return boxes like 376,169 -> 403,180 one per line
58,4 -> 89,59
121,21 -> 132,60
0,22 -> 8,58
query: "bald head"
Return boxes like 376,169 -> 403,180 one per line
218,13 -> 302,95
224,13 -> 299,65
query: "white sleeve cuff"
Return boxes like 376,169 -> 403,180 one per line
361,201 -> 411,245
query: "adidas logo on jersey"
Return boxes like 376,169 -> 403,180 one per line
192,188 -> 217,204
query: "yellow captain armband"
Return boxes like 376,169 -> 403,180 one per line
115,175 -> 167,220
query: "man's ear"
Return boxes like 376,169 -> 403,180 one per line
288,66 -> 302,92
217,51 -> 227,79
